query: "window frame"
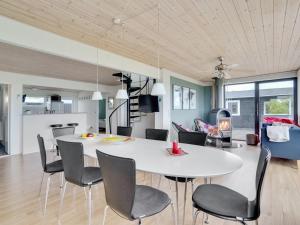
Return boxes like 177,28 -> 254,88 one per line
263,98 -> 292,116
225,99 -> 240,116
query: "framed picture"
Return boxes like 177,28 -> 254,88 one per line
108,97 -> 114,109
173,85 -> 182,109
189,89 -> 197,109
182,87 -> 190,109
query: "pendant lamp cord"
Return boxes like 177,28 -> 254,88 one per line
157,2 -> 160,79
96,44 -> 99,92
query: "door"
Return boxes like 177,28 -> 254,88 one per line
224,83 -> 256,140
258,80 -> 297,129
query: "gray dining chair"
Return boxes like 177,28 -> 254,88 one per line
192,147 -> 271,225
117,126 -> 132,136
52,126 -> 75,156
37,134 -> 64,214
146,128 -> 169,141
96,150 -> 176,225
57,140 -> 102,225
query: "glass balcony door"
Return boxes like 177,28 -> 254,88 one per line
224,83 -> 256,140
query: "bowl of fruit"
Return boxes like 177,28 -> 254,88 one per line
80,133 -> 96,139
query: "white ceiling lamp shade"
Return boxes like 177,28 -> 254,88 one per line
115,25 -> 129,100
92,91 -> 103,100
151,2 -> 166,96
116,72 -> 129,99
92,43 -> 103,100
116,89 -> 128,99
151,82 -> 166,96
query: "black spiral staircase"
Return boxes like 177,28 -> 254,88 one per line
109,73 -> 150,134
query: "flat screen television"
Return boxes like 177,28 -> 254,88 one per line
138,94 -> 159,113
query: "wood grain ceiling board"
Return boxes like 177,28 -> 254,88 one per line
0,0 -> 299,81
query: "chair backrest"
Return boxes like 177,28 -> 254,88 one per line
37,134 -> 47,171
117,126 -> 132,136
172,121 -> 189,133
96,150 -> 136,220
52,127 -> 75,138
146,128 -> 169,141
250,146 -> 271,219
178,131 -> 207,146
57,140 -> 84,185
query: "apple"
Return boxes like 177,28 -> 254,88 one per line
87,133 -> 94,138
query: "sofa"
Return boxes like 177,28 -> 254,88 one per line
261,124 -> 300,160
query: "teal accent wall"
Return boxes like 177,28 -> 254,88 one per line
171,77 -> 212,129
99,99 -> 106,119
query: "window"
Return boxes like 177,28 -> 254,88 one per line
264,98 -> 291,115
24,97 -> 44,105
62,99 -> 72,104
226,100 -> 240,116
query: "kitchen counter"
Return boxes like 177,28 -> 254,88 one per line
22,113 -> 87,154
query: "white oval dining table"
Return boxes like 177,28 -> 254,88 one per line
56,134 -> 243,225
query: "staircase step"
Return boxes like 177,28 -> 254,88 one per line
129,96 -> 139,99
130,109 -> 139,112
130,115 -> 140,119
129,87 -> 141,93
130,103 -> 139,106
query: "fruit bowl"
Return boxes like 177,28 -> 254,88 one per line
80,133 -> 97,139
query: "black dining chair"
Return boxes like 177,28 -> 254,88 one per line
192,147 -> 271,225
145,128 -> 169,186
163,131 -> 207,224
178,131 -> 207,146
57,140 -> 102,225
117,126 -> 132,136
146,128 -> 169,141
37,134 -> 64,214
96,150 -> 176,225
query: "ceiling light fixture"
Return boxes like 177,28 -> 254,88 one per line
116,25 -> 129,100
92,44 -> 103,100
151,2 -> 166,96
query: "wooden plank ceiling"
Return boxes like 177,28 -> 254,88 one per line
0,0 -> 300,81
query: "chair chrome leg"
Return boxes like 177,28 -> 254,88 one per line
193,210 -> 200,225
88,185 -> 92,225
137,218 -> 141,225
157,175 -> 162,188
83,187 -> 87,200
175,178 -> 179,225
191,180 -> 195,219
256,219 -> 258,225
60,172 -> 64,189
203,177 -> 209,224
39,172 -> 45,197
102,205 -> 109,225
59,181 -> 68,218
182,178 -> 188,225
43,174 -> 52,215
170,202 -> 177,225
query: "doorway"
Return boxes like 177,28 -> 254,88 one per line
0,84 -> 9,156
224,78 -> 298,140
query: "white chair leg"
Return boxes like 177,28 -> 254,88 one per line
193,210 -> 200,225
157,175 -> 162,188
39,172 -> 45,197
88,185 -> 92,225
182,178 -> 188,225
170,202 -> 177,225
59,181 -> 68,219
43,174 -> 52,215
102,205 -> 109,225
83,187 -> 87,200
60,172 -> 64,188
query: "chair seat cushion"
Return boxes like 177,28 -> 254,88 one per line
131,185 -> 170,219
45,160 -> 64,173
192,184 -> 249,219
82,167 -> 102,185
164,176 -> 194,183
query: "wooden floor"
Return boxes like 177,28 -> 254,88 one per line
0,147 -> 299,225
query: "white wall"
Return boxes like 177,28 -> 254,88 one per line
0,70 -> 118,155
